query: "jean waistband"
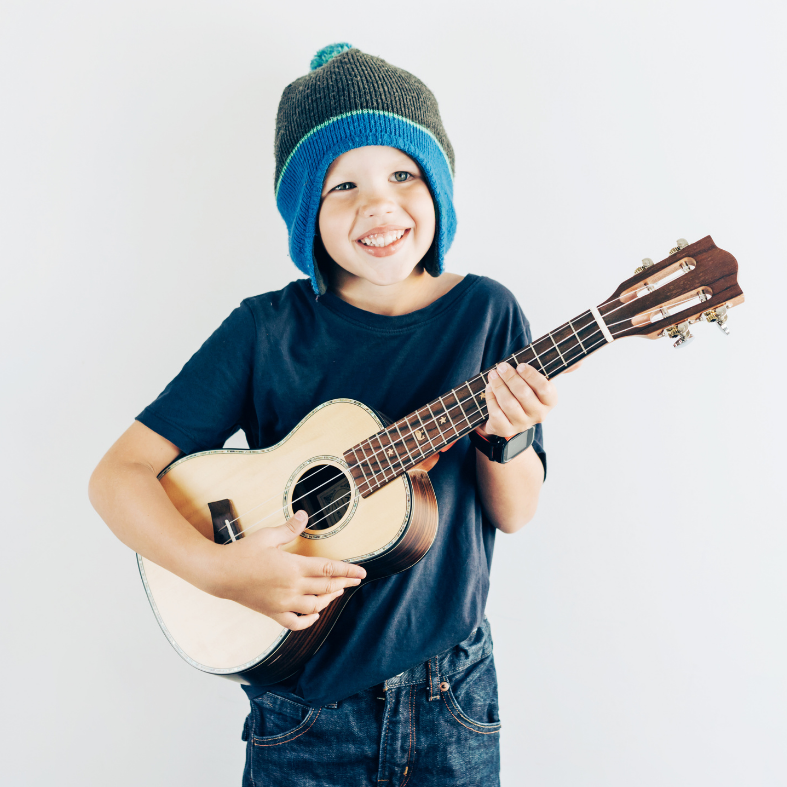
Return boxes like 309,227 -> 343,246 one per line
383,617 -> 493,691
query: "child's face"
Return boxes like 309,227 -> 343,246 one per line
318,146 -> 436,288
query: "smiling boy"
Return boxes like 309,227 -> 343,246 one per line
89,44 -> 556,786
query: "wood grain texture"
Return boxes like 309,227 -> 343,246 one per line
602,236 -> 744,338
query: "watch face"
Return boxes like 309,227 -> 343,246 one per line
500,428 -> 535,463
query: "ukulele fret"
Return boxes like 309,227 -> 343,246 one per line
365,435 -> 391,484
372,434 -> 396,481
393,420 -> 417,465
404,413 -> 429,460
526,343 -> 548,377
445,389 -> 472,432
425,401 -> 449,449
568,317 -> 587,354
438,394 -> 461,438
379,430 -> 405,475
548,331 -> 566,366
464,380 -> 483,419
415,408 -> 439,453
351,446 -> 374,489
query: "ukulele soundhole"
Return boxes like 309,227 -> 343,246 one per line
291,463 -> 352,532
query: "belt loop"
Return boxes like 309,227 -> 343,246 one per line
427,654 -> 441,701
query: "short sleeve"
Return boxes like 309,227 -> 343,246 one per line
136,302 -> 256,455
480,293 -> 547,480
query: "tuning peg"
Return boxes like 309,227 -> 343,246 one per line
634,257 -> 654,274
664,321 -> 694,348
670,239 -> 689,254
702,305 -> 730,335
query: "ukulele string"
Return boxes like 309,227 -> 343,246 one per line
227,328 -> 614,540
234,292 -> 683,536
216,467 -> 357,534
231,487 -> 357,540
344,292 -> 669,480
235,334 -> 605,536
223,298 -> 658,535
224,298 -> 640,531
218,322 -> 601,535
343,323 -> 611,479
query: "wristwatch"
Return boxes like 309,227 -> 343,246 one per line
469,426 -> 536,464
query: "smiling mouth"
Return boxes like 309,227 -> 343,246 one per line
357,229 -> 407,247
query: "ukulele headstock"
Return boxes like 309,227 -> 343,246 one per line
599,236 -> 744,347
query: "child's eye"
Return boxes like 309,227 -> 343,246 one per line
332,182 -> 355,192
392,171 -> 412,182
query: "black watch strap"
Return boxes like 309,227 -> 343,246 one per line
469,426 -> 536,464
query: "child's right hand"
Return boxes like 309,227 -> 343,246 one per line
207,510 -> 367,631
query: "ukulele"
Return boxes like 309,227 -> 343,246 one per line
138,235 -> 744,686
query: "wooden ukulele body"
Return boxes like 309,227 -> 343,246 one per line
137,398 -> 439,686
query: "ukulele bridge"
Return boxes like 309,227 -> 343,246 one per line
207,499 -> 243,545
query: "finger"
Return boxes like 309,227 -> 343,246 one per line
517,364 -> 558,407
482,380 -> 516,438
562,359 -> 584,374
290,588 -> 344,616
298,556 -> 367,580
273,611 -> 319,631
488,368 -> 530,429
494,363 -> 541,412
265,509 -> 310,547
300,575 -> 362,595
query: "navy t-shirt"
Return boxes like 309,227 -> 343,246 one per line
136,273 -> 545,706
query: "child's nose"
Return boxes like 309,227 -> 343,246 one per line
360,195 -> 397,218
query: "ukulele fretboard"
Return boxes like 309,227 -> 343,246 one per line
344,306 -> 613,497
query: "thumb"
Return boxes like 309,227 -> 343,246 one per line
267,509 -> 309,547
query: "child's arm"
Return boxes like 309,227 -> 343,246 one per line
474,361 -> 558,533
88,421 -> 365,630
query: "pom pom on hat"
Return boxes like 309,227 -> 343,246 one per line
310,43 -> 353,71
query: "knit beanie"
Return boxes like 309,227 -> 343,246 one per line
274,43 -> 456,295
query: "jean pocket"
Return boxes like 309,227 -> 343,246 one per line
440,653 -> 502,734
250,691 -> 320,746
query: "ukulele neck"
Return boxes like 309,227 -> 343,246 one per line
344,307 -> 612,497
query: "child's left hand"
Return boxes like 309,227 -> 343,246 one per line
478,362 -> 560,439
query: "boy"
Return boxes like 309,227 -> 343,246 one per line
89,44 -> 556,786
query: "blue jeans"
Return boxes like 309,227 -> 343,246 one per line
241,618 -> 500,786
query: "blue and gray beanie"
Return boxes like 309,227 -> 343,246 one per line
274,43 -> 457,295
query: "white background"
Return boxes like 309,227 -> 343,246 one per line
2,1 -> 785,784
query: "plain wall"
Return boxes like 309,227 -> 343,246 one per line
2,0 -> 785,784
